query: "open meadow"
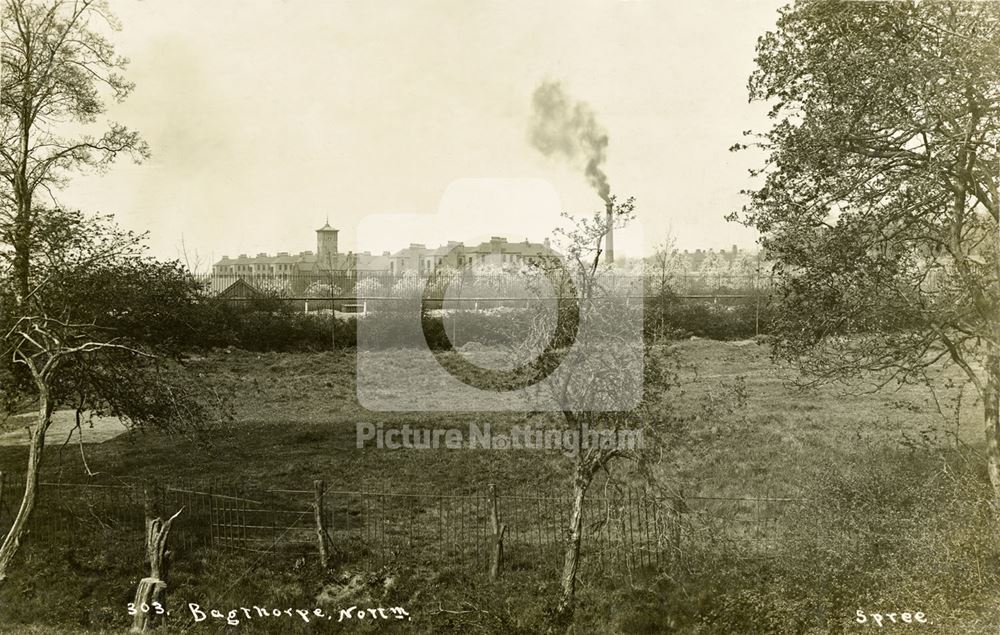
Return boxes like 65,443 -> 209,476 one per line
0,339 -> 996,633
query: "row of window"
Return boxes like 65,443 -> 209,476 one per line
388,253 -> 537,273
215,263 -> 296,273
217,253 -> 558,275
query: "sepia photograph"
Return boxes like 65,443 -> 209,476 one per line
0,0 -> 998,633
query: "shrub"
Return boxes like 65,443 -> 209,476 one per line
185,299 -> 355,352
609,445 -> 1000,634
645,297 -> 774,341
187,296 -> 776,354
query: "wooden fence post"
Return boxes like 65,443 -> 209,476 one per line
330,281 -> 337,351
131,486 -> 183,634
314,480 -> 333,568
488,484 -> 506,580
208,484 -> 216,547
670,489 -> 687,575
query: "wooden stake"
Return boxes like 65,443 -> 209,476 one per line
488,484 -> 506,580
314,480 -> 333,568
130,486 -> 182,633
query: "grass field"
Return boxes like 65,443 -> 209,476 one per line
0,339 -> 980,493
0,339 -> 995,633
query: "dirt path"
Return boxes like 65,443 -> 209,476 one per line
0,410 -> 128,446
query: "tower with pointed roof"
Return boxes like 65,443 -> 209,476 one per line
316,219 -> 339,264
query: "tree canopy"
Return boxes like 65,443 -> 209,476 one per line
1,210 -> 210,426
0,0 -> 212,587
0,0 -> 148,303
732,0 -> 1000,494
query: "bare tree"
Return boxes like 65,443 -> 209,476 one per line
500,196 -> 676,624
646,233 -> 680,340
0,0 -> 148,304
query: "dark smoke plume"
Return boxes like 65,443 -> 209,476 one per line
528,81 -> 610,202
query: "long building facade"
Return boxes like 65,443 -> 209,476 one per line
211,223 -> 560,293
212,222 -> 392,278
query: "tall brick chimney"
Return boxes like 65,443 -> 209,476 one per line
605,200 -> 614,264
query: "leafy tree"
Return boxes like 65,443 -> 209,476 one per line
646,234 -> 680,340
698,249 -> 728,291
731,1 -> 1000,496
354,276 -> 384,298
502,196 -> 676,624
304,281 -> 342,298
0,1 -> 166,587
0,210 -> 220,588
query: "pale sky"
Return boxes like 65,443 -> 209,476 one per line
60,0 -> 786,268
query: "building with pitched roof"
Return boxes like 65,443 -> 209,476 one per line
213,224 -> 556,280
387,236 -> 557,274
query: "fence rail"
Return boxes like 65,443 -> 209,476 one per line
0,473 -> 811,580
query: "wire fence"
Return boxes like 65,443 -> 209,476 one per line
0,474 -> 811,581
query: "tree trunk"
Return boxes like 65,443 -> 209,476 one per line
0,393 -> 52,588
131,494 -> 182,633
130,578 -> 167,633
556,471 -> 588,621
12,127 -> 33,307
985,346 -> 1000,504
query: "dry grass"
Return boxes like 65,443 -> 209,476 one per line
0,340 -> 993,634
0,339 -> 983,505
